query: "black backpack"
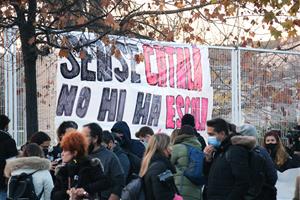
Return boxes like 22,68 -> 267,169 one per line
121,176 -> 145,200
226,146 -> 267,200
125,151 -> 142,183
7,171 -> 44,200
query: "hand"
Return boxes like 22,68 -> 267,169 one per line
108,193 -> 120,200
50,161 -> 58,171
204,145 -> 215,162
75,188 -> 89,197
67,188 -> 78,200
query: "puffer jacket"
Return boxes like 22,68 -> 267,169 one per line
206,134 -> 255,200
51,156 -> 110,200
111,121 -> 145,158
171,134 -> 202,200
5,156 -> 53,200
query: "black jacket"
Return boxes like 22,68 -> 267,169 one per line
111,121 -> 145,158
51,156 -> 110,200
205,134 -> 254,200
0,130 -> 18,190
89,146 -> 125,199
143,153 -> 177,200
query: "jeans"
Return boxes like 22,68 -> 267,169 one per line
0,190 -> 6,200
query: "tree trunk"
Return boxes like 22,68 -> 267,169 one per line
19,23 -> 38,140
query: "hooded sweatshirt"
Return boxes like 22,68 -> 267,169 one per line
5,157 -> 53,200
111,121 -> 145,158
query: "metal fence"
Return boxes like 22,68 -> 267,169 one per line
1,41 -> 300,146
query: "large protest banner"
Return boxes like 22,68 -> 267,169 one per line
55,35 -> 213,137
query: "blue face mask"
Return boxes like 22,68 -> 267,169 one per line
207,136 -> 221,148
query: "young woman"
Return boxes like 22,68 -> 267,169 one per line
264,130 -> 300,172
51,131 -> 109,200
140,134 -> 178,200
5,143 -> 54,200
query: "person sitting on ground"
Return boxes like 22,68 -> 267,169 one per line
170,125 -> 203,200
181,114 -> 206,151
102,130 -> 130,180
140,134 -> 178,200
238,124 -> 278,200
83,123 -> 125,200
30,131 -> 51,158
51,131 -> 109,200
0,114 -> 18,199
263,130 -> 300,172
5,143 -> 53,200
111,121 -> 145,158
135,126 -> 154,147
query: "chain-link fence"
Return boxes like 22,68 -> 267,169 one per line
1,43 -> 300,146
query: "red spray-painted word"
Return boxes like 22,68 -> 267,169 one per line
143,44 -> 203,91
166,95 -> 208,131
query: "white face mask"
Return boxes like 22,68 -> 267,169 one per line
141,141 -> 148,148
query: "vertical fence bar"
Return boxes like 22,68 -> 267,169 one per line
231,48 -> 238,124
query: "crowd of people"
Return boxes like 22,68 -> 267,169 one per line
1,113 -> 300,200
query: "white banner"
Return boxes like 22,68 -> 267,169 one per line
55,35 -> 213,137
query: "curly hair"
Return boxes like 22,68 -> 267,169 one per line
61,131 -> 88,158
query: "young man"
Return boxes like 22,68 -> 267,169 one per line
181,114 -> 206,151
83,123 -> 125,200
0,115 -> 18,199
135,126 -> 154,147
204,118 -> 252,200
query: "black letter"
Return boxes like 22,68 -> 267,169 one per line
97,88 -> 118,121
116,89 -> 127,121
147,95 -> 162,126
114,43 -> 129,82
56,84 -> 78,116
81,50 -> 96,81
76,87 -> 91,118
97,44 -> 112,81
132,92 -> 151,125
60,53 -> 80,79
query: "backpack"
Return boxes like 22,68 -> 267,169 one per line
7,171 -> 44,200
183,144 -> 206,186
125,151 -> 142,182
225,146 -> 267,200
121,176 -> 145,200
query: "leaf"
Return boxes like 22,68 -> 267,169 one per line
28,37 -> 35,45
114,49 -> 121,59
79,51 -> 86,59
269,26 -> 282,39
77,16 -> 86,25
100,0 -> 110,8
134,53 -> 144,64
288,29 -> 297,38
175,1 -> 184,9
105,13 -> 119,30
59,49 -> 69,58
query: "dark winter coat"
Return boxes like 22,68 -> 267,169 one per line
89,146 -> 125,200
51,156 -> 110,200
205,134 -> 255,200
143,153 -> 177,200
111,121 -> 145,158
258,146 -> 278,186
113,144 -> 130,179
0,130 -> 18,190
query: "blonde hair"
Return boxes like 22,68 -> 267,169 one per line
139,134 -> 170,177
170,129 -> 180,145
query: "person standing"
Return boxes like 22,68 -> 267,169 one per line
30,131 -> 51,158
83,123 -> 125,200
171,125 -> 203,200
181,114 -> 206,151
204,118 -> 252,200
0,114 -> 18,200
51,131 -> 109,200
140,134 -> 178,200
5,143 -> 53,200
135,126 -> 154,147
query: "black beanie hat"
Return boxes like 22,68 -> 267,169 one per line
181,114 -> 195,128
179,125 -> 196,136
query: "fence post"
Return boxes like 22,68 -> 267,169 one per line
231,48 -> 242,125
